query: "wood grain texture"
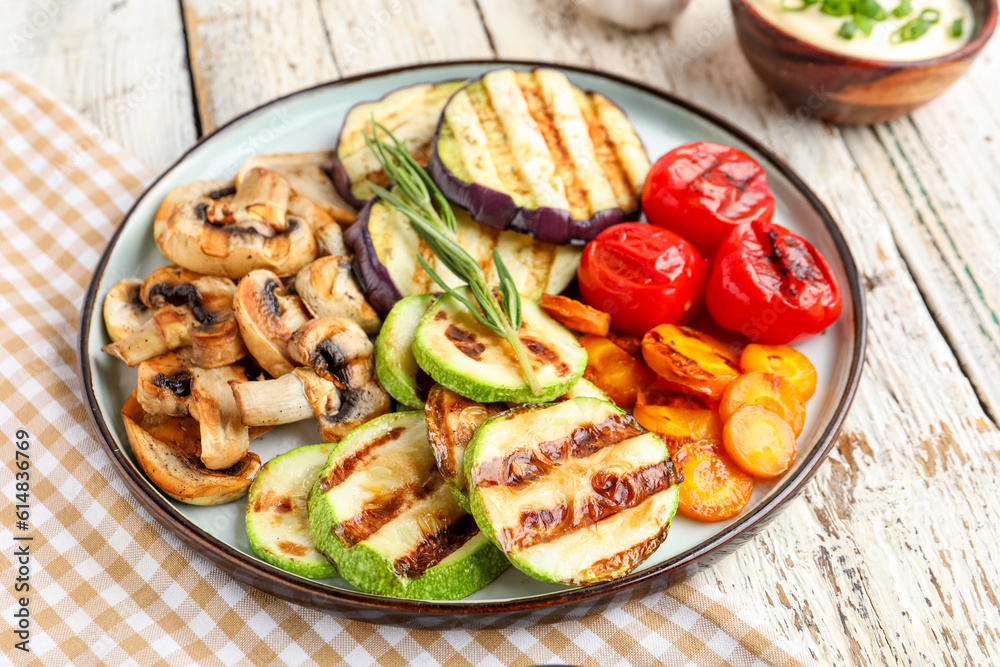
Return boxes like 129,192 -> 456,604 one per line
181,0 -> 341,132
476,0 -> 1000,664
0,0 -> 196,172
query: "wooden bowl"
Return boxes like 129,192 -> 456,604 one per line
731,0 -> 997,123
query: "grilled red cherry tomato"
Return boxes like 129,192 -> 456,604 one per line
706,220 -> 841,345
641,142 -> 775,257
579,223 -> 706,336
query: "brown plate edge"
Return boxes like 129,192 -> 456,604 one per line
76,58 -> 868,622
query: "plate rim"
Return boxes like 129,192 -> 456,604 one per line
77,58 -> 867,617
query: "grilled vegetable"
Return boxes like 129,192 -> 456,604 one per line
413,289 -> 587,403
344,199 -> 581,317
559,377 -> 610,402
333,81 -> 465,208
246,443 -> 338,579
430,68 -> 650,244
375,294 -> 437,408
465,398 -> 682,585
308,412 -> 508,600
674,441 -> 753,522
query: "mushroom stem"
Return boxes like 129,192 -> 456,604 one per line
102,307 -> 194,366
231,371 -> 323,426
189,367 -> 250,470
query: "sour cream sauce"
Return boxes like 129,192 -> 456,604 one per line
749,0 -> 973,60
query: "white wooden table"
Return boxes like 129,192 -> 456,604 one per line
6,1 -> 1000,663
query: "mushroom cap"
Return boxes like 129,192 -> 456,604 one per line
103,279 -> 152,343
122,392 -> 262,506
317,382 -> 392,443
233,269 -> 312,377
288,317 -> 374,390
295,255 -> 381,334
236,151 -> 356,225
154,178 -> 318,279
136,350 -> 192,417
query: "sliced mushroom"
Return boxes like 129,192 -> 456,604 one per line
134,350 -> 253,470
232,367 -> 390,443
290,195 -> 347,257
102,265 -> 246,368
287,317 -> 374,390
236,151 -> 356,225
154,175 -> 318,279
295,256 -> 381,333
233,270 -> 312,377
103,279 -> 152,343
122,391 -> 262,506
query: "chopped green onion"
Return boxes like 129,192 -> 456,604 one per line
821,0 -> 854,16
890,8 -> 941,42
853,13 -> 875,33
891,0 -> 912,17
951,17 -> 964,37
854,0 -> 886,20
838,20 -> 858,37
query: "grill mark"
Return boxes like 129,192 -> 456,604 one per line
277,540 -> 309,557
150,370 -> 193,398
581,94 -> 636,208
393,513 -> 480,579
252,489 -> 292,514
519,77 -> 588,219
413,236 -> 437,295
426,388 -> 506,483
472,415 -> 642,490
500,459 -> 681,552
468,82 -> 530,201
147,283 -> 216,325
445,324 -> 486,361
332,476 -> 441,547
319,426 -> 406,492
579,531 -> 668,582
520,336 -> 570,377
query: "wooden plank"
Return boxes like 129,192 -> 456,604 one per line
0,0 -> 196,172
181,0 -> 340,133
476,1 -> 1000,664
317,0 -> 494,76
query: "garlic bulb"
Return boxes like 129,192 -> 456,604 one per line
576,0 -> 692,30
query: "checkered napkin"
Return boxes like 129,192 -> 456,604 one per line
0,71 -> 817,667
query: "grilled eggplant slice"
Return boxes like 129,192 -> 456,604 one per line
308,412 -> 508,600
465,398 -> 682,585
344,199 -> 581,316
412,289 -> 587,404
333,81 -> 465,208
375,294 -> 437,408
246,443 -> 337,579
430,68 -> 650,244
425,384 -> 507,511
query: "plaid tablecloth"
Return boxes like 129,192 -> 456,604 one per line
0,71 -> 817,667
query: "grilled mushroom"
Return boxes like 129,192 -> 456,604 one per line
135,350 -> 254,470
232,369 -> 391,443
122,391 -> 262,506
102,266 -> 246,368
236,151 -> 356,225
287,317 -> 374,390
153,172 -> 318,279
233,270 -> 312,377
103,279 -> 153,343
295,255 -> 381,334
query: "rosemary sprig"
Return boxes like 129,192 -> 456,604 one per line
363,121 -> 541,396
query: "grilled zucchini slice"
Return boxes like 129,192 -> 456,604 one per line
308,412 -> 508,600
345,199 -> 581,316
333,81 -> 465,207
430,67 -> 650,244
560,377 -> 610,402
375,294 -> 437,408
413,289 -> 587,404
245,443 -> 337,579
465,397 -> 682,585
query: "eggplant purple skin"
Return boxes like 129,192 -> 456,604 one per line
343,199 -> 404,317
427,75 -> 646,246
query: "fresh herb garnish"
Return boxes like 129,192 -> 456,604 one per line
853,13 -> 876,34
951,17 -> 964,36
891,0 -> 913,17
839,20 -> 858,37
363,121 -> 543,397
821,0 -> 854,17
891,8 -> 941,42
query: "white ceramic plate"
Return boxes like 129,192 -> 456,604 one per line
79,61 -> 865,620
